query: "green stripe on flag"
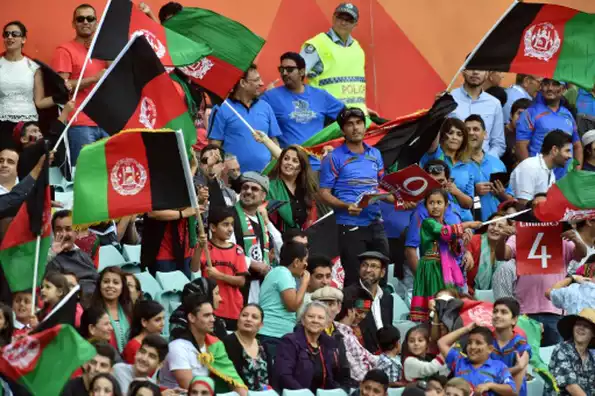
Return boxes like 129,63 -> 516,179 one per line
73,140 -> 109,225
165,28 -> 212,67
166,111 -> 197,155
554,12 -> 595,89
555,169 -> 595,208
0,237 -> 51,292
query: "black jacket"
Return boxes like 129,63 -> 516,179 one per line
222,332 -> 274,391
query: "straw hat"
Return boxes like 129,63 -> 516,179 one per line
557,308 -> 595,349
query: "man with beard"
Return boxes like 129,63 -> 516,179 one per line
516,78 -> 582,179
319,107 -> 391,287
261,52 -> 344,170
52,4 -> 108,164
194,144 -> 237,209
343,251 -> 393,353
450,69 -> 505,158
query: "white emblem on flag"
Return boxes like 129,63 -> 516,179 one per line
179,58 -> 215,80
2,336 -> 40,370
523,22 -> 561,62
467,305 -> 493,327
111,158 -> 148,196
139,97 -> 157,129
134,29 -> 166,59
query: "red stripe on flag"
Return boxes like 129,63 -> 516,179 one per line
509,5 -> 579,77
129,5 -> 174,66
105,133 -> 154,219
179,55 -> 244,98
0,187 -> 51,249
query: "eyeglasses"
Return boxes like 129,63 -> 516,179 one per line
75,15 -> 97,23
278,66 -> 299,74
335,13 -> 356,23
361,262 -> 382,270
427,164 -> 445,174
241,184 -> 262,193
2,31 -> 23,38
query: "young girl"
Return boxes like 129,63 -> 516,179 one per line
401,324 -> 449,383
38,272 -> 70,321
122,300 -> 165,364
444,377 -> 472,396
11,290 -> 36,339
411,188 -> 481,322
0,303 -> 14,347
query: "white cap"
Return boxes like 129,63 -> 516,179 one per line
582,129 -> 595,147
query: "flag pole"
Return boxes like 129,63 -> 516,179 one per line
53,34 -> 142,152
30,235 -> 41,316
224,100 -> 255,133
445,0 -> 518,92
40,285 -> 81,325
71,0 -> 113,101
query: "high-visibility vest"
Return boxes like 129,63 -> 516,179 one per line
304,32 -> 367,111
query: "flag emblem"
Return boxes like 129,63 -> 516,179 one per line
139,97 -> 158,129
2,336 -> 40,370
134,29 -> 166,59
179,57 -> 215,80
467,304 -> 493,327
523,22 -> 560,61
110,158 -> 148,196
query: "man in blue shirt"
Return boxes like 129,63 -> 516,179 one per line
466,115 -> 514,221
516,78 -> 582,180
502,74 -> 541,123
576,86 -> 595,117
450,69 -> 505,158
319,107 -> 390,287
261,52 -> 344,170
208,64 -> 282,173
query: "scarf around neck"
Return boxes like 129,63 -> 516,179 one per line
475,234 -> 503,290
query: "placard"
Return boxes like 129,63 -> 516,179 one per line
516,222 -> 564,276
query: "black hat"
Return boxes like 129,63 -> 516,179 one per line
557,308 -> 595,349
334,2 -> 359,21
358,251 -> 390,265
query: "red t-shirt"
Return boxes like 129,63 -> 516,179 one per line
51,40 -> 107,127
122,338 -> 141,364
201,241 -> 248,320
156,219 -> 194,260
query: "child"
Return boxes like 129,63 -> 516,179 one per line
426,375 -> 447,396
191,206 -> 249,330
123,300 -> 166,364
401,324 -> 449,382
438,323 -> 516,396
38,272 -> 70,321
113,334 -> 168,393
444,377 -> 472,396
491,297 -> 531,396
411,188 -> 482,322
0,303 -> 13,347
376,325 -> 403,387
11,290 -> 37,339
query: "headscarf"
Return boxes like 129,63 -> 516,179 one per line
189,376 -> 215,396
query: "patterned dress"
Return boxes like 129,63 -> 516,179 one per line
545,340 -> 595,396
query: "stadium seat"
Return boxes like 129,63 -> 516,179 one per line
120,262 -> 141,274
155,271 -> 189,293
283,390 -> 314,396
134,271 -> 162,300
540,345 -> 557,366
317,389 -> 348,395
527,377 -> 545,396
392,293 -> 409,321
248,391 -> 279,396
54,191 -> 74,209
191,271 -> 202,280
387,388 -> 404,396
474,289 -> 495,303
122,244 -> 141,263
98,245 -> 128,271
49,167 -> 64,188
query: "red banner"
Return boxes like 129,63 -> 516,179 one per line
516,222 -> 564,276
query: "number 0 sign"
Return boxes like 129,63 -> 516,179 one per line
516,222 -> 564,276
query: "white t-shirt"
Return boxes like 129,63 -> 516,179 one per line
159,339 -> 209,389
112,363 -> 153,394
0,57 -> 39,122
510,154 -> 555,201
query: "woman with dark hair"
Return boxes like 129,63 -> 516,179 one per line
127,380 -> 161,396
91,267 -> 133,353
0,303 -> 14,346
122,300 -> 165,364
88,373 -> 123,396
125,273 -> 143,304
80,306 -> 114,343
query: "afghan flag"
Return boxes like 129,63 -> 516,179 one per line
534,169 -> 595,222
0,324 -> 95,396
466,3 -> 595,89
202,334 -> 246,393
72,129 -> 195,226
83,35 -> 197,152
165,7 -> 266,99
91,0 -> 211,67
0,142 -> 51,293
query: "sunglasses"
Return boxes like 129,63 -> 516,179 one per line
3,31 -> 23,38
241,184 -> 262,193
75,15 -> 97,23
278,66 -> 299,74
427,164 -> 445,174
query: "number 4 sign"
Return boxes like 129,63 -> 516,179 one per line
516,222 -> 564,276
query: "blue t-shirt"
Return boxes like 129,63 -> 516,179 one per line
404,200 -> 462,248
379,201 -> 412,239
319,143 -> 384,226
576,88 -> 595,117
491,334 -> 532,396
258,266 -> 297,338
471,153 -> 514,221
446,348 -> 517,396
208,98 -> 282,173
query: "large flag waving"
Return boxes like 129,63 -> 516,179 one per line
0,324 -> 95,396
466,3 -> 595,89
91,0 -> 211,67
165,7 -> 266,99
534,169 -> 595,222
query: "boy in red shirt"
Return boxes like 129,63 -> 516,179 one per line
193,206 -> 249,330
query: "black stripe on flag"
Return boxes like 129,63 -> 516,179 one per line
92,0 -> 133,61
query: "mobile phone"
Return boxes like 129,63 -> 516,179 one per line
490,172 -> 510,186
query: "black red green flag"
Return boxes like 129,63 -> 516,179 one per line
466,3 -> 595,89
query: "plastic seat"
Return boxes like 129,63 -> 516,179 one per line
122,244 -> 141,263
283,390 -> 314,396
54,191 -> 74,209
540,345 -> 557,365
317,389 -> 348,396
191,271 -> 202,280
134,271 -> 162,300
49,167 -> 64,189
98,245 -> 128,271
248,390 -> 279,396
120,262 -> 141,274
155,271 -> 190,293
387,388 -> 404,396
527,377 -> 545,396
392,293 -> 409,321
474,289 -> 495,303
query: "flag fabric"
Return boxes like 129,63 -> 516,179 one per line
516,315 -> 558,392
0,324 -> 95,396
83,36 -> 197,151
466,3 -> 595,89
305,211 -> 340,260
203,334 -> 246,393
534,169 -> 595,222
33,59 -> 70,105
72,129 -> 193,226
91,0 -> 210,67
0,142 -> 51,293
32,285 -> 80,334
165,7 -> 266,98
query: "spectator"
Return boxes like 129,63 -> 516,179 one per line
402,325 -> 449,383
0,303 -> 12,347
0,151 -> 45,221
80,306 -> 114,344
223,153 -> 242,192
187,376 -> 215,396
485,86 -> 507,108
122,300 -> 165,364
52,4 -> 108,163
466,114 -> 513,221
61,342 -> 117,396
482,71 -> 504,91
575,85 -> 595,117
208,64 -> 281,173
125,273 -> 142,304
194,144 -> 237,209
0,148 -> 19,195
516,78 -> 582,179
47,209 -> 99,296
112,334 -> 168,393
546,272 -> 595,315
90,267 -> 133,354
375,326 -> 403,387
581,129 -> 595,172
352,369 -> 389,396
510,130 -> 572,207
267,146 -> 320,233
126,381 -> 161,396
503,98 -> 532,172
343,251 -> 394,353
297,255 -> 333,318
158,1 -> 183,24
89,216 -> 139,250
319,107 -> 390,287
193,206 -> 248,331
89,373 -> 122,396
222,304 -> 273,391
38,272 -> 70,321
438,324 -> 516,395
450,69 -> 505,158
11,289 -> 34,339
444,378 -> 472,396
420,118 -> 475,221
426,375 -> 448,396
274,301 -> 340,392
566,219 -> 595,275
258,241 -> 309,355
502,74 -> 541,123
545,308 -> 595,395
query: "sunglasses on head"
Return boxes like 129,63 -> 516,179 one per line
278,66 -> 299,74
75,15 -> 96,23
3,31 -> 23,38
427,164 -> 445,174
